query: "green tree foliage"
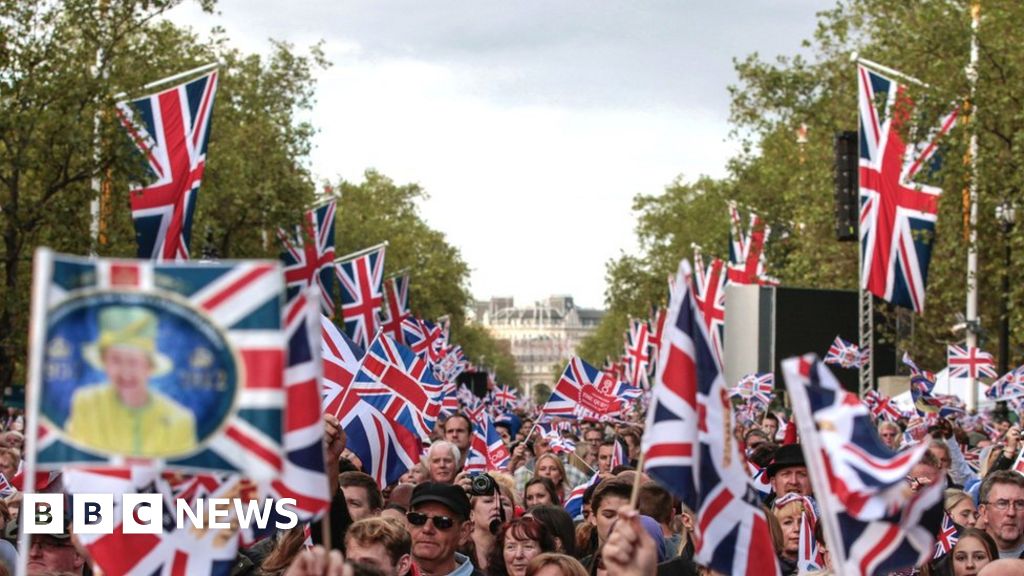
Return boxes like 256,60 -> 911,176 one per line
333,170 -> 519,386
583,0 -> 1024,374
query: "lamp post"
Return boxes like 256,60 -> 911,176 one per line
996,200 -> 1016,375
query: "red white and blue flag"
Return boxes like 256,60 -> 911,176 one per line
625,319 -> 651,389
564,472 -> 601,521
824,336 -> 867,369
379,273 -> 411,345
732,372 -> 775,407
542,357 -> 622,421
335,244 -> 386,348
494,383 -> 518,408
320,315 -> 365,419
933,512 -> 960,559
727,203 -> 777,286
464,412 -> 510,473
783,354 -> 944,575
402,316 -> 444,364
116,70 -> 218,262
693,246 -> 726,364
947,344 -> 998,380
863,389 -> 904,422
858,64 -> 958,313
987,365 -> 1024,401
641,259 -> 780,576
647,307 -> 667,378
278,200 -> 337,317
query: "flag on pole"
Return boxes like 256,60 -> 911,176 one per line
541,357 -> 622,420
278,201 -> 337,317
692,246 -> 726,364
824,335 -> 867,369
947,344 -> 998,380
379,273 -> 411,345
335,244 -> 386,348
857,64 -> 958,312
624,319 -> 651,389
115,69 -> 219,261
641,259 -> 780,575
727,202 -> 777,286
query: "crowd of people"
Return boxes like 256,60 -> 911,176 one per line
3,392 -> 1024,576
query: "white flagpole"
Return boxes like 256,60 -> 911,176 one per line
964,2 -> 982,411
17,248 -> 53,576
112,61 -> 220,101
334,241 -> 389,264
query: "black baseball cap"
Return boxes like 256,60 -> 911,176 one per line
410,482 -> 471,519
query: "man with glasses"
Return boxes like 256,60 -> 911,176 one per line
877,421 -> 901,451
582,427 -> 604,469
407,482 -> 483,576
979,470 -> 1024,559
27,533 -> 85,575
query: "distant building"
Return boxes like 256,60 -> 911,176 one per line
472,295 -> 604,397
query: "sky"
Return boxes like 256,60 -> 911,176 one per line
167,1 -> 824,309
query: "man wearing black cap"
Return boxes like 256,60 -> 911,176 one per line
766,444 -> 811,502
407,482 -> 483,576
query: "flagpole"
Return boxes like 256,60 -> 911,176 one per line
853,55 -> 930,88
964,1 -> 982,411
334,241 -> 389,264
112,61 -> 220,100
628,450 -> 646,508
854,54 -> 875,399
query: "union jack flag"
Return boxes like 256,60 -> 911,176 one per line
774,493 -> 823,573
748,461 -> 772,497
824,335 -> 867,369
933,512 -> 959,559
782,354 -> 945,575
402,316 -> 444,363
564,471 -> 601,521
464,412 -> 510,473
863,389 -> 904,422
692,245 -> 726,364
0,473 -> 13,498
541,357 -> 622,420
947,344 -> 998,380
35,251 -> 286,479
64,467 -> 244,576
379,273 -> 410,345
438,382 -> 460,417
647,306 -> 667,378
335,244 -> 386,348
494,383 -> 518,408
902,352 -> 936,384
732,372 -> 775,407
642,259 -> 780,576
858,64 -> 958,313
116,70 -> 218,262
610,436 -> 629,469
278,200 -> 337,317
624,319 -> 651,389
727,202 -> 777,286
341,396 -> 422,488
987,365 -> 1024,400
320,315 -> 364,418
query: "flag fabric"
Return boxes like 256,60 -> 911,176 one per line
933,512 -> 960,559
824,336 -> 866,369
0,473 -> 14,498
863,390 -> 904,422
335,245 -> 386,348
116,70 -> 218,262
641,259 -> 780,576
727,202 -> 777,286
624,319 -> 651,389
782,354 -> 944,575
647,307 -> 667,378
947,344 -> 998,380
402,317 -> 444,363
278,201 -> 337,316
610,437 -> 629,469
493,383 -> 518,408
340,396 -> 422,488
774,492 -> 822,573
379,273 -> 411,345
464,412 -> 511,473
564,472 -> 601,521
33,251 -> 286,480
692,246 -> 726,364
987,365 -> 1024,400
858,64 -> 958,313
734,372 -> 775,407
902,352 -> 937,384
320,315 -> 365,418
748,461 -> 772,497
541,357 -> 622,420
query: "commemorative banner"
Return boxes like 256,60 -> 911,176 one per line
25,249 -> 287,480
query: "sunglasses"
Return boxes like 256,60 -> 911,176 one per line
406,511 -> 456,530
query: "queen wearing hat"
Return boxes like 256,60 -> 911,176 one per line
65,306 -> 197,457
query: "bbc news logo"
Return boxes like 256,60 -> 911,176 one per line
24,494 -> 299,535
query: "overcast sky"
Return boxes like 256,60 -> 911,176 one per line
168,1 -> 824,309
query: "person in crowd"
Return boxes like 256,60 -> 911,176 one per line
908,450 -> 943,491
978,558 -> 1024,575
524,477 -> 560,509
947,489 -> 980,529
878,421 -> 902,451
767,444 -> 811,500
526,505 -> 577,557
937,527 -> 999,576
345,517 -> 414,576
382,503 -> 409,527
581,478 -> 633,570
637,483 -> 680,560
27,533 -> 84,575
761,413 -> 780,441
524,553 -> 588,576
407,482 -> 481,576
596,439 -> 617,475
744,428 -> 770,453
444,415 -> 473,469
0,448 -> 18,484
426,441 -> 461,484
620,429 -> 641,465
399,462 -> 429,486
463,475 -> 515,574
487,516 -> 558,576
771,493 -> 806,575
978,470 -> 1024,559
495,421 -> 515,447
581,427 -> 604,470
388,484 -> 416,513
340,471 -> 384,522
533,454 -> 569,502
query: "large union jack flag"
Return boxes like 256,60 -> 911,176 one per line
858,64 -> 958,312
541,357 -> 621,421
35,251 -> 286,480
335,244 -> 386,348
782,354 -> 944,575
320,315 -> 364,418
727,203 -> 777,286
116,70 -> 218,262
642,259 -> 780,575
947,344 -> 998,380
278,200 -> 337,317
379,273 -> 411,345
693,246 -> 726,365
624,319 -> 651,389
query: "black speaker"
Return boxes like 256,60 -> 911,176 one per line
834,131 -> 859,241
456,371 -> 490,399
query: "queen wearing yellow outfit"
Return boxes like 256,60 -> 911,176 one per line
65,306 -> 197,458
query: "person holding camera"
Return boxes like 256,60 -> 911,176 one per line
456,472 -> 515,574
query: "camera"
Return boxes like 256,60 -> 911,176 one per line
469,473 -> 497,496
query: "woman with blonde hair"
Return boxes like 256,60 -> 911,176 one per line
534,453 -> 570,503
944,489 -> 978,528
525,552 -> 588,576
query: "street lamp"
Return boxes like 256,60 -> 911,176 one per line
996,200 -> 1016,375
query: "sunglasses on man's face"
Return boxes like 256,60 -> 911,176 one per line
406,511 -> 456,530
